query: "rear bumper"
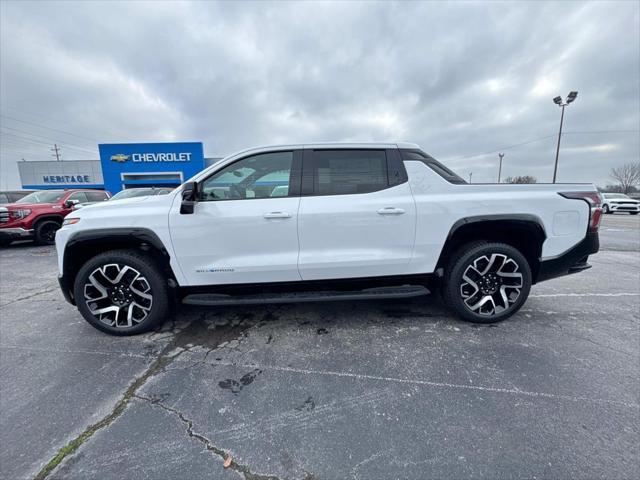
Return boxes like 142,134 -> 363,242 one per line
0,227 -> 34,241
536,232 -> 599,283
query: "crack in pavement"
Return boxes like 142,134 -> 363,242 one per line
32,336 -> 188,480
135,394 -> 279,480
32,315 -> 280,480
0,285 -> 58,307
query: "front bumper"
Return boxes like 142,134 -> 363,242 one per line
536,232 -> 599,283
58,274 -> 75,305
608,203 -> 640,212
0,227 -> 34,241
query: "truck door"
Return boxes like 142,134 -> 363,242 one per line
169,149 -> 302,286
297,148 -> 416,280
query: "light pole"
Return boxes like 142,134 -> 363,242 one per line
498,153 -> 504,183
552,91 -> 578,183
469,172 -> 473,184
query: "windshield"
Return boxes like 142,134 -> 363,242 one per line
110,189 -> 156,201
603,193 -> 628,199
16,191 -> 65,204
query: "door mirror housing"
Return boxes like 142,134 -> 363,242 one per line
64,199 -> 80,209
180,181 -> 199,214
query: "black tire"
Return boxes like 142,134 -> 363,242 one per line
602,205 -> 609,214
443,242 -> 532,323
630,212 -> 638,215
0,239 -> 12,247
73,249 -> 169,335
34,219 -> 60,245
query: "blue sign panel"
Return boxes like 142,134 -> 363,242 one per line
99,142 -> 205,194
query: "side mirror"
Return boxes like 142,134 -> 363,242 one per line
180,181 -> 198,214
64,199 -> 80,209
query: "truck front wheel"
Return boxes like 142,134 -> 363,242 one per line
34,219 -> 61,245
73,250 -> 170,335
443,242 -> 532,323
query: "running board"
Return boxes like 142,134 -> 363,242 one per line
182,285 -> 429,306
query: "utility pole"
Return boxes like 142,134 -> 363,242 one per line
498,153 -> 504,183
469,172 -> 473,184
51,144 -> 61,161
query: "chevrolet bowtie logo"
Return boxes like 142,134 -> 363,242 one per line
110,154 -> 130,162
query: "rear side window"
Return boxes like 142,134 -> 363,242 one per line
400,149 -> 467,184
306,150 -> 388,195
86,191 -> 109,202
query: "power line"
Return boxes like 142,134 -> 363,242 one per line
0,114 -> 100,143
453,135 -> 556,160
0,129 -> 98,154
563,130 -> 639,135
0,106 -> 139,142
1,125 -> 96,148
452,129 -> 639,161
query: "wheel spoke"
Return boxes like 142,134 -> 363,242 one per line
83,263 -> 153,329
461,252 -> 523,317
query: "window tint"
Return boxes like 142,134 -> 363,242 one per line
16,191 -> 65,204
309,150 -> 388,195
86,191 -> 109,202
68,192 -> 89,203
200,151 -> 293,201
0,194 -> 8,203
400,149 -> 467,184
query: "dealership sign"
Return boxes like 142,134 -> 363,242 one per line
99,142 -> 205,194
43,175 -> 92,184
110,152 -> 193,163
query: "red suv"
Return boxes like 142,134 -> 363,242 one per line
0,189 -> 110,246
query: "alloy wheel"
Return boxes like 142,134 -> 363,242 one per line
83,263 -> 153,328
460,253 -> 523,316
41,223 -> 57,243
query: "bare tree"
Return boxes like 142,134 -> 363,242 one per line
610,163 -> 640,194
505,175 -> 537,184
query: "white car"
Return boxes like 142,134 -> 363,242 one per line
601,193 -> 640,214
55,143 -> 602,335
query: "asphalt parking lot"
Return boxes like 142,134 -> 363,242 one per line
1,214 -> 638,480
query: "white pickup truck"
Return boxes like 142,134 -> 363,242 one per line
55,143 -> 602,335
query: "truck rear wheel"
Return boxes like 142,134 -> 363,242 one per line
443,242 -> 532,323
73,250 -> 169,335
34,219 -> 60,245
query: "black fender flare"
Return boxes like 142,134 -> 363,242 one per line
60,228 -> 173,305
446,214 -> 547,243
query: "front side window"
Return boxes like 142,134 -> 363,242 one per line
200,151 -> 293,201
308,150 -> 388,195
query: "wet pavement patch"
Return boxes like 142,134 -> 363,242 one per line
218,369 -> 263,395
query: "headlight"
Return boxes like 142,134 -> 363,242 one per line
62,217 -> 80,226
10,209 -> 31,219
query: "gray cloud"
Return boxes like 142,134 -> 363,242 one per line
1,0 -> 638,189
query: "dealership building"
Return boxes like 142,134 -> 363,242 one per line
17,142 -> 221,193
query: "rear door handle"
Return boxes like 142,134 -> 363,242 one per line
264,212 -> 292,219
377,207 -> 405,215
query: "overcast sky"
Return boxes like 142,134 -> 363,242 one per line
1,0 -> 638,189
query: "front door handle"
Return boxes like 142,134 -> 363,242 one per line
377,207 -> 405,215
264,212 -> 292,219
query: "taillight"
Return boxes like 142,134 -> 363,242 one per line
559,191 -> 603,233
